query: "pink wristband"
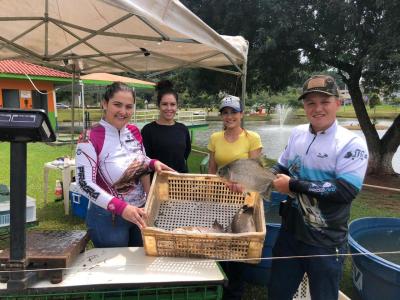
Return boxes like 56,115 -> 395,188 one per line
149,159 -> 159,171
107,197 -> 128,215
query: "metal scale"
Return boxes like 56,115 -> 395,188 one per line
0,108 -> 88,290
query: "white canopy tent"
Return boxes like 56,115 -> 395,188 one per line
0,0 -> 248,80
0,0 -> 249,137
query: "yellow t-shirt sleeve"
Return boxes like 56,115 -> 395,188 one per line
248,131 -> 263,151
207,132 -> 217,152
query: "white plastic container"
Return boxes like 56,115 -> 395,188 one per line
0,196 -> 37,227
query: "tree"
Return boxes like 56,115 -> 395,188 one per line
266,0 -> 400,176
180,0 -> 304,93
369,94 -> 380,110
182,0 -> 400,175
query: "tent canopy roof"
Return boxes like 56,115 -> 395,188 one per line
81,73 -> 155,89
0,0 -> 248,78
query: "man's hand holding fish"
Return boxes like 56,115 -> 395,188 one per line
273,173 -> 291,194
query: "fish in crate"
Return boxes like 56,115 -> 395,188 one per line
142,172 -> 266,263
173,205 -> 256,234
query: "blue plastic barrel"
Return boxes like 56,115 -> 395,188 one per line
348,217 -> 400,300
243,192 -> 286,286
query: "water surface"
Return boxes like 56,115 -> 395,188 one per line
356,228 -> 400,265
194,118 -> 400,173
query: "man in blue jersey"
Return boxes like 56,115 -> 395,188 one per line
268,75 -> 369,300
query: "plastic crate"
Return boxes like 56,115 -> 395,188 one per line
69,182 -> 89,219
142,172 -> 266,264
1,284 -> 223,300
0,195 -> 36,228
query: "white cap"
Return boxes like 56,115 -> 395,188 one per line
219,95 -> 242,112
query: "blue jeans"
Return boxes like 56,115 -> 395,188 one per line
268,229 -> 346,300
86,203 -> 143,248
220,261 -> 246,300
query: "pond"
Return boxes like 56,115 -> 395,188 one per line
194,118 -> 400,173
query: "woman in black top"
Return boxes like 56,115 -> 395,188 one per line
141,80 -> 191,173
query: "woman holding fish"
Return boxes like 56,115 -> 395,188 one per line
207,95 -> 263,300
75,82 -> 173,248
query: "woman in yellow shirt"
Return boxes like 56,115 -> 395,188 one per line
208,95 -> 262,174
207,95 -> 263,300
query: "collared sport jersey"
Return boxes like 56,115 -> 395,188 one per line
207,130 -> 262,167
275,121 -> 368,247
75,119 -> 152,210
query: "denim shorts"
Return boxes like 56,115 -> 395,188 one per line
86,203 -> 143,248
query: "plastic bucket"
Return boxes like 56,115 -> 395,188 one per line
243,192 -> 286,286
348,217 -> 400,300
243,223 -> 281,286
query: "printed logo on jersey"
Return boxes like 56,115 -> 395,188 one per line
77,166 -> 100,199
288,155 -> 302,179
344,149 -> 368,161
317,153 -> 328,158
125,132 -> 141,151
308,182 -> 336,193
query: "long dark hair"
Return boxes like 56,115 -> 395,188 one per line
104,82 -> 135,103
156,80 -> 178,106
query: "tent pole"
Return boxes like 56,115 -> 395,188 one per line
80,80 -> 85,129
70,65 -> 75,152
241,59 -> 247,128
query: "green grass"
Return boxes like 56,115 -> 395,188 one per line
0,143 -> 85,233
57,108 -> 102,123
295,104 -> 399,120
0,142 -> 399,299
0,142 -> 206,240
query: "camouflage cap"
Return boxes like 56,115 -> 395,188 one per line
298,75 -> 339,100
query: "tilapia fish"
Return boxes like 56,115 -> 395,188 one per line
173,219 -> 225,234
217,158 -> 276,197
171,207 -> 257,234
231,205 -> 256,233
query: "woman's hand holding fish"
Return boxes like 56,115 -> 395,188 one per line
273,174 -> 291,194
121,204 -> 147,229
225,181 -> 245,194
154,160 -> 176,174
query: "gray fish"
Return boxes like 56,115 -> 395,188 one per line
173,219 -> 225,234
217,158 -> 276,197
231,205 -> 256,233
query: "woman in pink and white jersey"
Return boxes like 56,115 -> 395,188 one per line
75,82 -> 173,247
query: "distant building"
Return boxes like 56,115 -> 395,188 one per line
0,60 -> 71,129
391,91 -> 400,98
